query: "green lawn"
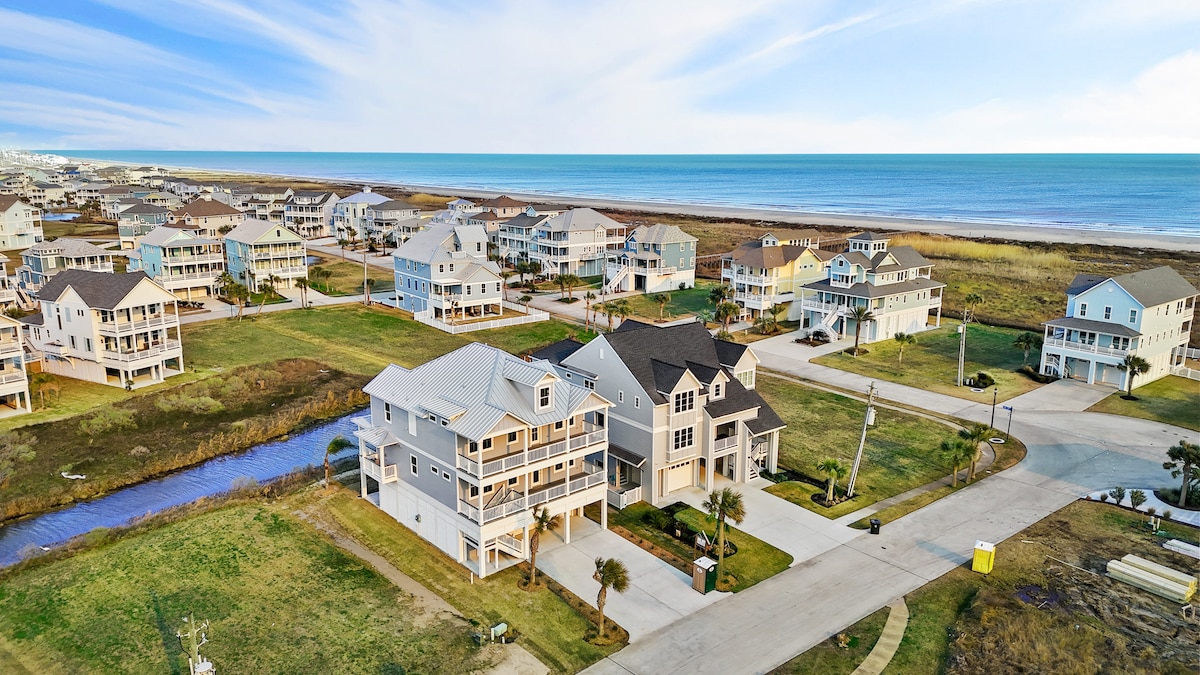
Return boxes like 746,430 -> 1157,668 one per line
1087,375 -> 1200,431
309,255 -> 395,296
320,491 -> 616,674
1,371 -> 207,433
757,375 -> 961,517
618,280 -> 721,323
812,320 -> 1044,403
0,503 -> 483,675
608,502 -> 792,592
770,608 -> 890,674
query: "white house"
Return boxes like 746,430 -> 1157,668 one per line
333,187 -> 390,240
801,232 -> 944,343
1039,266 -> 1198,388
132,226 -> 227,300
224,219 -> 308,292
534,320 -> 784,507
364,199 -> 422,246
23,270 -> 184,388
0,315 -> 32,419
354,342 -> 611,577
170,197 -> 246,239
283,190 -> 340,239
393,223 -> 504,322
0,195 -> 45,251
528,208 -> 627,278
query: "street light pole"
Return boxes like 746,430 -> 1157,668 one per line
846,382 -> 876,499
989,388 -> 998,428
957,318 -> 967,386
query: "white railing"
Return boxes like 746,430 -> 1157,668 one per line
0,341 -> 23,357
1174,346 -> 1200,360
466,428 -> 606,478
1171,366 -> 1200,381
493,533 -> 524,557
251,265 -> 307,277
482,497 -> 529,523
363,457 -> 398,483
98,313 -> 177,335
802,299 -> 848,314
713,435 -> 739,452
413,303 -> 549,335
1043,337 -> 1128,358
929,295 -> 943,307
455,454 -> 479,475
667,446 -> 699,463
733,273 -> 775,286
607,485 -> 643,510
458,500 -> 480,521
101,339 -> 181,362
163,253 -> 224,265
469,467 -> 607,523
0,371 -> 28,385
71,263 -> 114,273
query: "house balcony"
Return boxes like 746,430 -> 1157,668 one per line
0,340 -> 24,357
458,462 -> 607,524
712,435 -> 740,454
101,339 -> 182,363
607,485 -> 643,510
728,272 -> 775,286
163,253 -> 224,265
1043,337 -> 1129,358
360,450 -> 399,484
0,370 -> 29,386
250,265 -> 307,278
929,295 -> 942,307
158,270 -> 223,286
98,313 -> 178,336
0,287 -> 15,304
735,291 -> 794,311
456,425 -> 607,479
801,299 -> 853,316
666,445 -> 700,463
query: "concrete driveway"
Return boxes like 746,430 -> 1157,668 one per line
536,515 -> 728,641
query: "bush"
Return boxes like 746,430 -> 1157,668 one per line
1108,486 -> 1126,505
128,445 -> 150,457
641,508 -> 673,532
1129,489 -> 1147,510
1099,493 -> 1109,502
1164,510 -> 1173,520
78,408 -> 137,444
1146,506 -> 1156,516
974,371 -> 996,388
1018,364 -> 1056,384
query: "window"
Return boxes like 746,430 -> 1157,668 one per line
438,264 -> 444,273
85,338 -> 92,352
469,441 -> 478,453
1078,302 -> 1087,317
618,391 -> 624,403
384,402 -> 391,422
555,463 -> 563,471
507,431 -> 518,443
538,385 -> 551,409
410,455 -> 418,475
554,420 -> 564,430
672,427 -> 694,450
484,484 -> 493,493
470,485 -> 479,498
737,370 -> 756,389
585,380 -> 595,390
712,382 -> 723,399
1129,309 -> 1138,323
483,438 -> 493,449
440,418 -> 448,427
466,284 -> 471,296
531,470 -> 540,483
1104,306 -> 1112,320
531,427 -> 539,441
634,396 -> 640,408
69,336 -> 76,349
407,411 -> 416,435
508,477 -> 518,486
673,390 -> 695,413
449,264 -> 455,272
431,465 -> 439,475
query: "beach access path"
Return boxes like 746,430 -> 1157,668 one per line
584,332 -> 1195,675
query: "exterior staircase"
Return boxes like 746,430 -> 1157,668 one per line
809,306 -> 841,340
603,265 -> 631,294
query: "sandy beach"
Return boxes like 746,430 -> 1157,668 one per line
73,158 -> 1200,253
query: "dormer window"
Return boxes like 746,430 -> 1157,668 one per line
712,382 -> 723,400
673,390 -> 695,414
538,385 -> 552,410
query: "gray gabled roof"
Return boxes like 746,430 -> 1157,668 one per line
530,339 -> 585,364
22,238 -> 112,258
629,223 -> 696,245
362,342 -> 606,441
1109,266 -> 1199,308
1066,273 -> 1106,296
542,208 -> 622,233
225,218 -> 302,244
37,270 -> 168,309
803,276 -> 945,298
369,199 -> 419,212
120,202 -> 169,215
849,231 -> 891,241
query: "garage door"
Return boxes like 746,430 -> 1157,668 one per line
664,461 -> 692,495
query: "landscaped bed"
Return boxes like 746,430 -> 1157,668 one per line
756,374 -> 961,518
0,499 -> 485,675
1087,375 -> 1200,431
774,500 -> 1200,674
811,321 -> 1046,403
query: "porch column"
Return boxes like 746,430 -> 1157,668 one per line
705,458 -> 714,493
935,304 -> 941,327
359,457 -> 367,499
769,431 -> 780,473
599,497 -> 607,530
1087,359 -> 1096,385
563,510 -> 571,544
522,524 -> 530,559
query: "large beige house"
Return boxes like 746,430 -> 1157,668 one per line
722,232 -> 833,321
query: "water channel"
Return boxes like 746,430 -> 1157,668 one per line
0,413 -> 359,567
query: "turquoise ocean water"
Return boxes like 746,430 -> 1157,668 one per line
54,152 -> 1199,236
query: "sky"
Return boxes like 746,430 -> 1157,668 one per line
1,0 -> 1198,153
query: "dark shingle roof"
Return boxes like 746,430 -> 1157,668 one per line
849,231 -> 891,241
1043,316 -> 1140,337
1111,267 -> 1198,307
1067,273 -> 1106,296
38,270 -> 161,309
19,313 -> 44,326
803,276 -> 945,299
529,339 -> 585,364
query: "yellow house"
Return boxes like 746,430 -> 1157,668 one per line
721,232 -> 834,320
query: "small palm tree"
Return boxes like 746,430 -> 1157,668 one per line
296,276 -> 310,309
337,239 -> 349,260
963,293 -> 984,323
696,308 -> 714,327
584,291 -> 597,330
849,305 -> 875,356
1013,332 -> 1041,366
519,294 -> 532,310
651,293 -> 671,320
231,283 -> 250,321
515,261 -> 530,285
709,285 -> 733,306
215,271 -> 235,297
715,301 -> 740,332
702,487 -> 745,581
893,332 -> 916,367
816,458 -> 848,504
1116,353 -> 1151,396
941,439 -> 975,487
501,270 -> 514,300
612,299 -> 632,329
325,435 -> 355,488
560,273 -> 582,300
593,557 -> 630,640
527,507 -> 562,588
958,423 -> 990,482
1163,440 -> 1200,508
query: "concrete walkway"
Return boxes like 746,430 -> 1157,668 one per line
851,598 -> 908,675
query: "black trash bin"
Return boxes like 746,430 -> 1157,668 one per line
869,518 -> 882,535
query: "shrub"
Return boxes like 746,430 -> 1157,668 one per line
1146,506 -> 1156,516
641,509 -> 673,531
156,393 -> 226,415
1129,489 -> 1147,510
231,475 -> 259,491
1018,364 -> 1056,384
974,371 -> 996,388
1164,510 -> 1173,520
78,408 -> 137,445
1108,486 -> 1126,505
128,445 -> 150,457
1099,493 -> 1109,502
0,430 -> 37,484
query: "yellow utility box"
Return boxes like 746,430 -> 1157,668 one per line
972,540 -> 995,574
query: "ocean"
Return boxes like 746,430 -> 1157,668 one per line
51,152 -> 1200,237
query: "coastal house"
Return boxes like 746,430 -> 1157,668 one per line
224,219 -> 308,293
117,203 -> 171,249
142,192 -> 184,211
22,270 -> 184,389
722,232 -> 834,320
333,187 -> 390,241
131,226 -> 226,300
0,314 -> 32,419
1038,266 -> 1197,388
245,188 -> 292,225
431,198 -> 482,224
17,238 -> 115,294
98,185 -> 138,219
0,260 -> 18,308
170,198 -> 245,239
393,223 -> 503,321
354,342 -> 611,577
477,195 -> 529,219
364,199 -> 422,246
800,232 -> 944,343
0,175 -> 25,195
528,208 -> 627,278
25,182 -> 66,207
603,223 -> 698,294
72,182 -> 111,205
0,195 -> 45,251
533,320 -> 784,507
496,212 -> 553,265
283,190 -> 340,239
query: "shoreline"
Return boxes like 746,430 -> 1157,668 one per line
68,156 -> 1200,252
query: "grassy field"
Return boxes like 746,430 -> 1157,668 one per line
616,280 -> 721,322
757,375 -> 961,517
42,219 -> 118,239
812,321 -> 1043,403
318,491 -> 617,673
608,502 -> 793,592
778,501 -> 1200,674
309,253 -> 395,295
0,502 -> 483,675
770,608 -> 889,675
1087,375 -> 1200,431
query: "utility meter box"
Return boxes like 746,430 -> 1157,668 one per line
692,556 -> 718,594
972,540 -> 995,574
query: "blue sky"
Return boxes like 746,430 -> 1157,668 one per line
1,0 -> 1197,152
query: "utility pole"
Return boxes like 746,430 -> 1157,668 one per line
846,382 -> 876,498
362,250 -> 370,306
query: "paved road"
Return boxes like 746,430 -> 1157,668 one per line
585,333 -> 1197,675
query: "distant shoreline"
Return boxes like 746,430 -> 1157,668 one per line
68,156 -> 1200,253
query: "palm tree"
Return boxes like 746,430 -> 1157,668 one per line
230,283 -> 250,321
255,277 -> 276,318
696,308 -> 714,327
754,304 -> 785,335
715,301 -> 740,332
1116,354 -> 1151,397
267,274 -> 283,299
296,276 -> 311,309
324,435 -> 355,488
963,293 -> 984,323
518,294 -> 532,311
557,274 -> 569,299
501,270 -> 515,300
527,261 -> 543,283
893,332 -> 916,367
1013,332 -> 1041,366
515,261 -> 531,286
847,305 -> 875,356
611,299 -> 632,330
701,487 -> 745,581
709,285 -> 733,306
526,507 -> 562,588
1163,440 -> 1200,508
941,439 -> 975,487
816,458 -> 848,504
337,239 -> 349,260
584,291 -> 597,330
958,423 -> 991,482
560,273 -> 582,301
592,557 -> 630,639
215,271 -> 235,298
651,293 -> 671,320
